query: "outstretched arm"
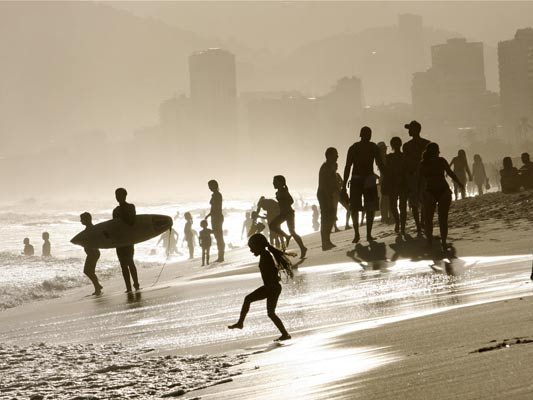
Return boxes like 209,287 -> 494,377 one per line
444,159 -> 464,188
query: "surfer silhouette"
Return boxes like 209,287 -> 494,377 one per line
41,232 -> 51,257
205,180 -> 225,263
80,212 -> 103,296
112,188 -> 139,293
228,233 -> 291,341
22,238 -> 34,256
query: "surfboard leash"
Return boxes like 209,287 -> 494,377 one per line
150,227 -> 172,287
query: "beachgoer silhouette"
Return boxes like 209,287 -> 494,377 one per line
335,165 -> 351,230
317,147 -> 338,250
383,137 -> 408,235
472,154 -> 489,196
500,157 -> 521,193
269,175 -> 308,258
80,212 -> 102,295
420,143 -> 464,251
183,212 -> 196,259
311,205 -> 320,232
241,211 -> 253,239
157,228 -> 179,255
450,149 -> 472,200
402,120 -> 430,235
112,188 -> 139,293
228,233 -> 291,341
256,196 -> 282,247
22,238 -> 34,256
205,180 -> 225,263
246,211 -> 266,238
199,219 -> 213,266
377,141 -> 391,225
519,152 -> 533,189
342,126 -> 385,243
42,232 -> 51,257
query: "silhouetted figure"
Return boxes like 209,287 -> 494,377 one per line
22,238 -> 34,256
450,149 -> 472,200
41,232 -> 51,257
472,154 -> 489,196
519,152 -> 533,189
112,188 -> 139,293
269,175 -> 308,258
205,180 -> 225,263
342,126 -> 385,243
335,167 -> 351,230
228,233 -> 291,341
383,137 -> 407,235
199,220 -> 213,266
183,212 -> 196,259
256,196 -> 282,247
420,143 -> 464,251
247,211 -> 266,237
157,228 -> 179,255
311,205 -> 320,232
377,141 -> 391,225
80,212 -> 102,295
317,147 -> 338,250
500,157 -> 521,193
241,212 -> 253,239
403,120 -> 430,235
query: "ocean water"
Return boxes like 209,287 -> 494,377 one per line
0,198 -> 316,311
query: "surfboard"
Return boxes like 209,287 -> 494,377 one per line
71,214 -> 173,249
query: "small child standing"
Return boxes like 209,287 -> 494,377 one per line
199,219 -> 213,266
42,232 -> 51,257
183,212 -> 196,259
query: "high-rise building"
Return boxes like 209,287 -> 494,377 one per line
412,38 -> 487,126
188,48 -> 237,133
498,28 -> 533,135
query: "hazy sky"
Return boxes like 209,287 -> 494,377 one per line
113,1 -> 533,53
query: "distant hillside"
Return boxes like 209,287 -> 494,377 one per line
0,2 -> 224,153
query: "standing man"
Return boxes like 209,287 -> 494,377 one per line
113,187 -> 139,293
317,147 -> 338,250
205,179 -> 225,263
343,126 -> 385,243
402,120 -> 430,235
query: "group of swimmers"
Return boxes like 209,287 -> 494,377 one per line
22,233 -> 51,257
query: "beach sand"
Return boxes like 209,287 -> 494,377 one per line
1,192 -> 533,399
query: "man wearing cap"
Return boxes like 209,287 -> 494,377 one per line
343,126 -> 385,243
402,120 -> 430,235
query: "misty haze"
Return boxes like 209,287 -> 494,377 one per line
1,2 -> 533,400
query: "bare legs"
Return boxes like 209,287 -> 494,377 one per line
424,190 -> 452,250
389,194 -> 407,234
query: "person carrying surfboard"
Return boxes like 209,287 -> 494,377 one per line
80,212 -> 103,296
113,188 -> 140,293
228,233 -> 291,342
205,180 -> 225,263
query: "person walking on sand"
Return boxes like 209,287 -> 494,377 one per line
205,180 -> 225,263
420,143 -> 464,252
472,154 -> 489,196
450,149 -> 472,200
335,164 -> 351,230
402,120 -> 430,235
269,175 -> 308,258
383,137 -> 408,235
80,212 -> 103,295
342,126 -> 385,243
113,188 -> 140,293
41,232 -> 51,257
500,157 -> 521,193
317,147 -> 338,250
228,233 -> 291,341
199,220 -> 213,266
183,212 -> 196,259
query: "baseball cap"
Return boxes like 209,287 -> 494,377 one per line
404,120 -> 421,130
